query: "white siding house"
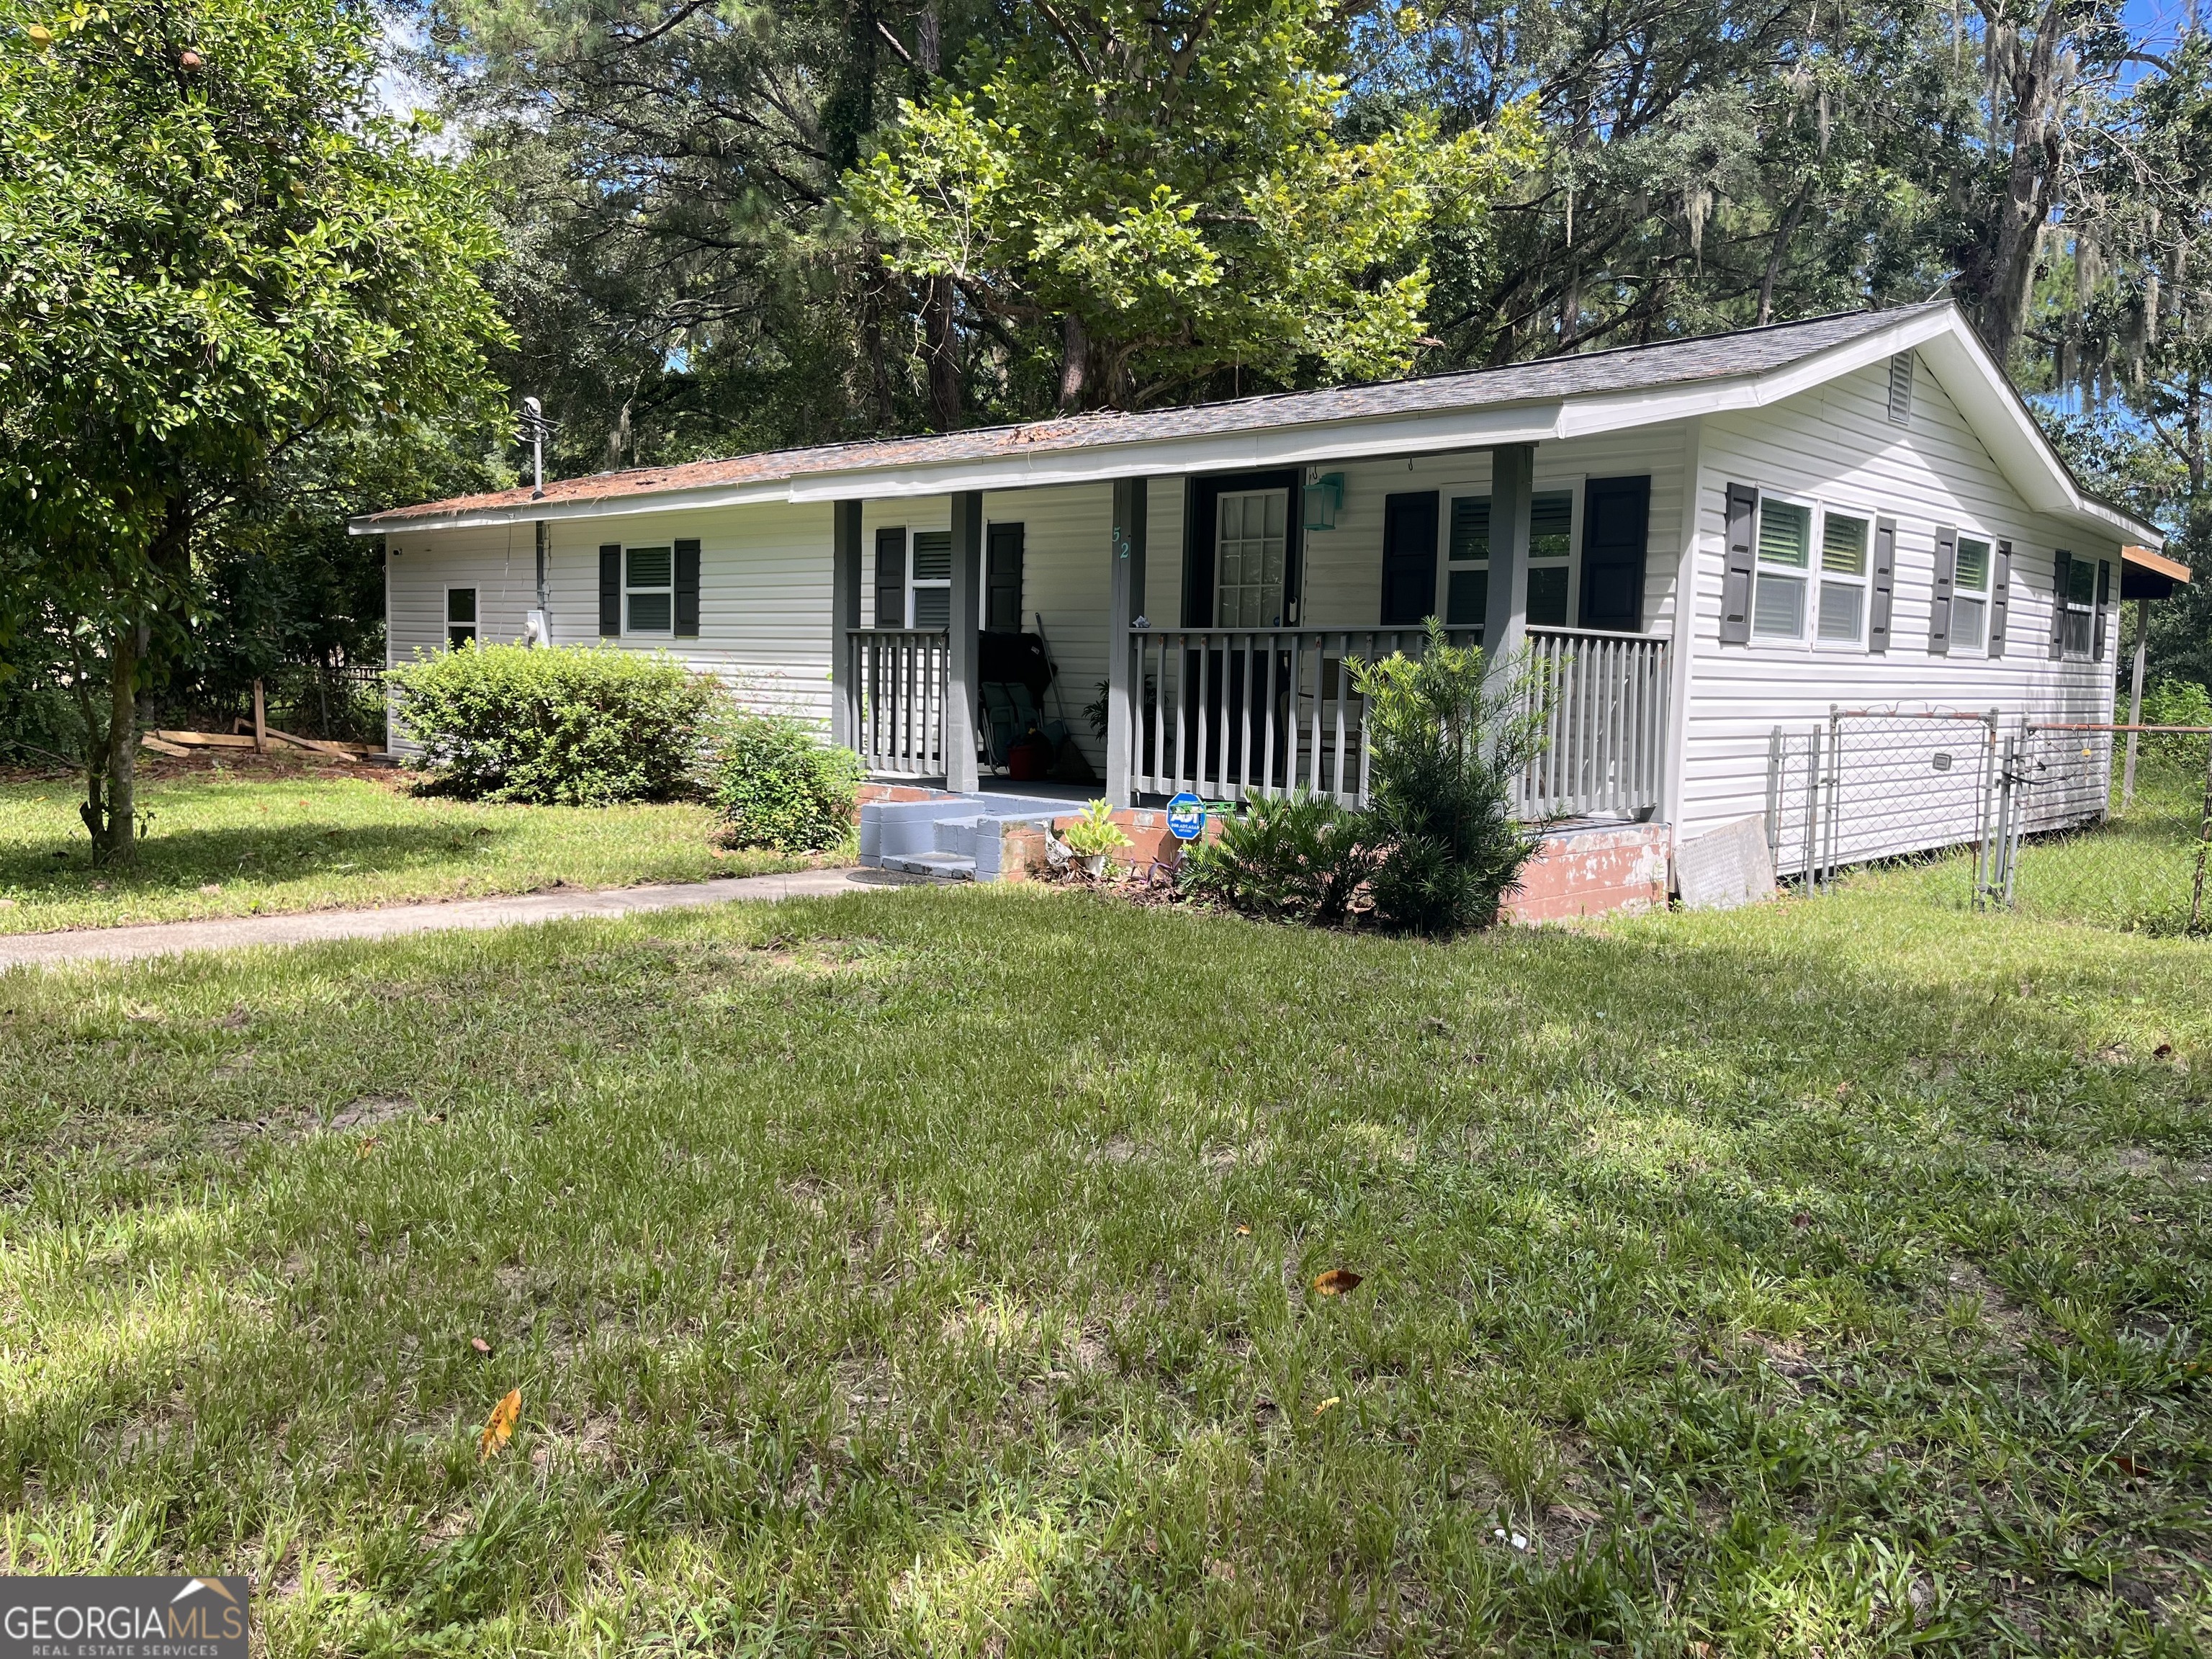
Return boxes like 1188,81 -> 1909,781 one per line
361,301 -> 2161,891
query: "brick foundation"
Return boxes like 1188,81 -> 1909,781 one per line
1500,823 -> 1671,922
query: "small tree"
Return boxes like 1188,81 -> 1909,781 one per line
1351,621 -> 1545,934
0,0 -> 506,861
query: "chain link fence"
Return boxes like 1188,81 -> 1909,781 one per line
1766,708 -> 2212,920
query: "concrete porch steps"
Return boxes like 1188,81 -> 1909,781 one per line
860,791 -> 1076,883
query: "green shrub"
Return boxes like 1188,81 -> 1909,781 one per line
1182,791 -> 1373,923
2139,678 -> 2212,773
711,714 -> 861,852
390,643 -> 718,805
1352,619 -> 1543,934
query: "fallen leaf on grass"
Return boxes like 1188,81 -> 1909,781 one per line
1313,1396 -> 1340,1416
1311,1269 -> 1362,1297
2154,1043 -> 2175,1059
1234,1223 -> 1251,1236
356,1138 -> 379,1158
470,1337 -> 491,1355
480,1388 -> 521,1461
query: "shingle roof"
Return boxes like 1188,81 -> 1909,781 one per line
361,305 -> 1941,527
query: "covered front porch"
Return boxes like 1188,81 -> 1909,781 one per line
827,440 -> 1681,826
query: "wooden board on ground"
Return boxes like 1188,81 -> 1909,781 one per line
153,729 -> 258,749
265,727 -> 359,761
140,734 -> 192,758
1675,815 -> 1777,909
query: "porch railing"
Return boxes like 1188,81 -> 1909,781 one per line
1520,626 -> 1671,817
1122,623 -> 1671,820
847,627 -> 949,778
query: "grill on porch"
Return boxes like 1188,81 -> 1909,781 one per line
850,622 -> 1671,820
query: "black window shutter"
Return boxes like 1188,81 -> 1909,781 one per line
674,539 -> 701,637
598,544 -> 622,637
1928,526 -> 1957,655
875,528 -> 907,629
1989,541 -> 2011,657
2049,551 -> 2071,659
1720,483 -> 1757,644
986,522 -> 1025,632
1379,491 -> 1440,626
1869,517 -> 1896,653
2094,558 -> 2112,660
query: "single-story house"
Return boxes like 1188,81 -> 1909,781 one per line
354,300 -> 2167,909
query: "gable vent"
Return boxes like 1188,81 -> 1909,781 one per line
1887,351 -> 1915,426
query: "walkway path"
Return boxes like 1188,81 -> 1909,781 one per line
0,868 -> 920,970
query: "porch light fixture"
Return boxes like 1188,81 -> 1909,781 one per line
1303,470 -> 1344,531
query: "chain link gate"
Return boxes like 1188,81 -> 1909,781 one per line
1767,709 -> 2001,904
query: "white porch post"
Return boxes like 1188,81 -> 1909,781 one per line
947,491 -> 984,793
1106,477 -> 1148,806
1483,444 -> 1534,668
830,500 -> 863,750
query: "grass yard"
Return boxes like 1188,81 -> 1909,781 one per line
0,757 -> 830,933
1864,760 -> 2212,935
1,803 -> 2207,1655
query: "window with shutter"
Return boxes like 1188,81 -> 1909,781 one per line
1444,495 -> 1488,629
1951,536 -> 1991,653
624,545 -> 675,634
909,530 -> 953,628
1815,511 -> 1870,645
2062,554 -> 2095,657
1753,498 -> 1811,639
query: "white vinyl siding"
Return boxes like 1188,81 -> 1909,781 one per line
1680,353 -> 2122,845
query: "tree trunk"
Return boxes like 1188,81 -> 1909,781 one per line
1979,2 -> 2066,364
1057,311 -> 1089,411
84,619 -> 140,866
924,274 -> 961,430
1757,186 -> 1812,325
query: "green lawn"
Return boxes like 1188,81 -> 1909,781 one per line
0,761 -> 829,932
1,799 -> 2206,1655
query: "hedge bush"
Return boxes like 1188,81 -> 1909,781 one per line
711,714 -> 861,852
390,643 -> 718,805
1182,791 -> 1373,923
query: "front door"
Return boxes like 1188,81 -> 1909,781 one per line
1379,490 -> 1439,626
1578,475 -> 1650,631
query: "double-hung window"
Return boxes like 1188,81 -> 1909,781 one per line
1527,490 -> 1573,626
1816,513 -> 1870,644
1445,495 -> 1488,626
909,531 -> 953,627
1753,499 -> 1812,638
1951,536 -> 1992,652
625,546 -> 674,634
2063,554 -> 2096,656
446,588 -> 477,649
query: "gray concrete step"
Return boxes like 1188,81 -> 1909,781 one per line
879,850 -> 978,881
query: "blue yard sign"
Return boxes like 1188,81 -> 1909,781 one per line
1166,792 -> 1208,842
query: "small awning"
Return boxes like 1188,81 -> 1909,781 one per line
2121,544 -> 2191,601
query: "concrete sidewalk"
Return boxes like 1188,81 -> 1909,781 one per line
0,867 -> 922,969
